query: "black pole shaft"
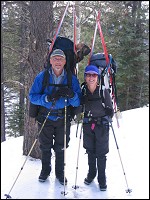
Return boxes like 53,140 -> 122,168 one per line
110,121 -> 132,193
76,122 -> 79,137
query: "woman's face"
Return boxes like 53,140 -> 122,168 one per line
85,73 -> 98,86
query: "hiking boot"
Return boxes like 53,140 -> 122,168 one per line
99,184 -> 107,191
56,175 -> 67,185
84,175 -> 95,185
38,170 -> 50,182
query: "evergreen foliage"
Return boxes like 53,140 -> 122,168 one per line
1,1 -> 149,141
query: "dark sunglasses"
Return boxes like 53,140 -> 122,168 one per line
85,73 -> 98,78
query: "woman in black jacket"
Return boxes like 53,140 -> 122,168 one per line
81,65 -> 114,191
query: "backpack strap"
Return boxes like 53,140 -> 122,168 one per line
41,69 -> 50,92
81,81 -> 106,109
41,68 -> 72,93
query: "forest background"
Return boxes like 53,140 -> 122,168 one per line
1,1 -> 149,159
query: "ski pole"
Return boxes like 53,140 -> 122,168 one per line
72,106 -> 85,190
109,120 -> 132,193
49,1 -> 70,54
4,101 -> 56,199
61,98 -> 68,196
88,17 -> 98,65
76,121 -> 79,137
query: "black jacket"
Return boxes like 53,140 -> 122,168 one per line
82,85 -> 114,119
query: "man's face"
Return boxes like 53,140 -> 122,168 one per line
50,56 -> 66,73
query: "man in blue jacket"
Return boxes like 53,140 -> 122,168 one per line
29,49 -> 81,185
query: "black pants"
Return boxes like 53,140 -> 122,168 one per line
38,118 -> 71,153
83,122 -> 109,185
86,152 -> 107,186
38,118 -> 71,175
83,122 -> 109,156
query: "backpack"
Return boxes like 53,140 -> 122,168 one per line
90,53 -> 117,74
29,36 -> 90,118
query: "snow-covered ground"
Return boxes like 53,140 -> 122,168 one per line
1,106 -> 149,199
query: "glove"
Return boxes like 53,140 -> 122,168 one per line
58,88 -> 74,98
47,91 -> 60,102
74,113 -> 83,123
105,106 -> 114,118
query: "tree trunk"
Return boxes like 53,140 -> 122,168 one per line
23,1 -> 54,159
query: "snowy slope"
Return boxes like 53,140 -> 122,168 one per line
1,106 -> 149,199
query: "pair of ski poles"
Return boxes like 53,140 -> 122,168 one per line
72,108 -> 85,190
73,114 -> 132,193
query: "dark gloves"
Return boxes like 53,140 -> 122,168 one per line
58,87 -> 74,98
105,106 -> 114,118
47,91 -> 60,102
47,88 -> 74,102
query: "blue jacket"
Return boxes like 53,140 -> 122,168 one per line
29,70 -> 81,121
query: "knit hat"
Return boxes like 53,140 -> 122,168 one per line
50,49 -> 66,58
84,65 -> 100,75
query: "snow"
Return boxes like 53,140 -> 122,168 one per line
1,106 -> 149,199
